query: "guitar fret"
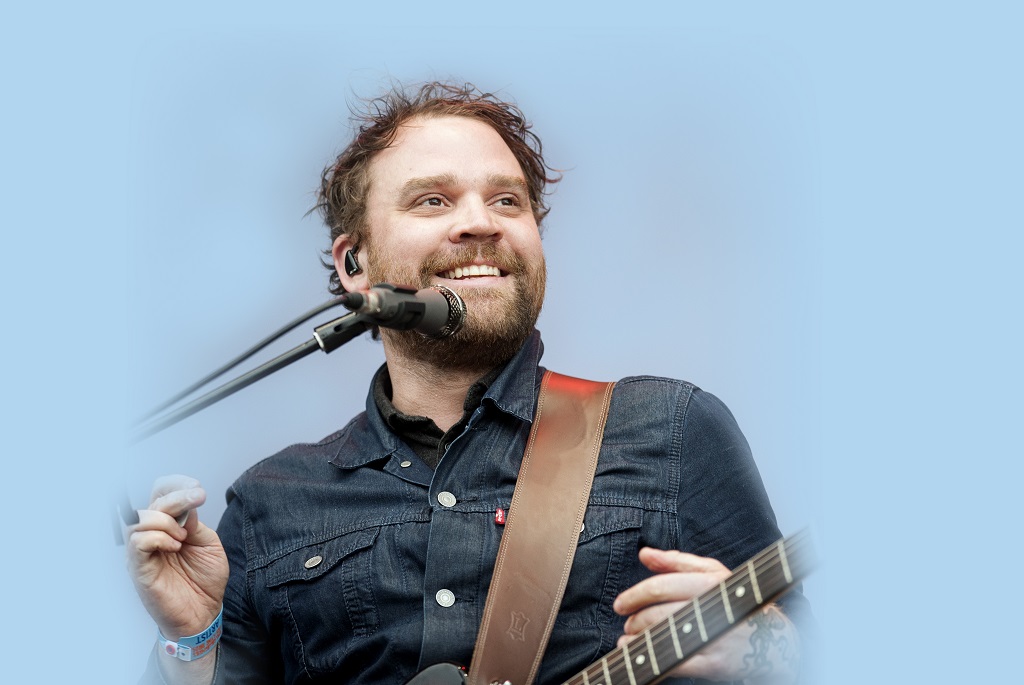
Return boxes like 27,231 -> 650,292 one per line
667,613 -> 683,659
644,630 -> 660,676
720,581 -> 734,624
692,596 -> 708,642
747,559 -> 763,604
778,540 -> 792,583
729,572 -> 758,627
622,642 -> 637,685
582,667 -> 590,685
602,656 -> 612,685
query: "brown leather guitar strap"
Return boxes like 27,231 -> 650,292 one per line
467,371 -> 616,685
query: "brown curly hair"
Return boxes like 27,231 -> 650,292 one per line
315,81 -> 561,295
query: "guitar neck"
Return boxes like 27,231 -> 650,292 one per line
561,530 -> 814,685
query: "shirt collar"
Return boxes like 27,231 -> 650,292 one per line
372,364 -> 444,439
480,329 -> 545,422
328,330 -> 545,469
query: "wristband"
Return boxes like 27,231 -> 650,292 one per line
157,607 -> 223,662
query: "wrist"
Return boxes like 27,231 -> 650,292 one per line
158,606 -> 223,661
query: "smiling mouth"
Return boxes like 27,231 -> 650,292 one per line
439,264 -> 504,280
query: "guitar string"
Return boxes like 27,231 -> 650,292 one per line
564,539 -> 805,685
594,534 -> 810,685
562,537 -> 808,685
640,534 -> 811,663
560,533 -> 810,685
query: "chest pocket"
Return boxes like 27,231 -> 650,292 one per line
264,527 -> 380,670
556,504 -> 644,629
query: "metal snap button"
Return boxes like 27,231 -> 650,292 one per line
435,589 -> 456,607
304,555 -> 323,569
400,460 -> 412,468
438,491 -> 457,508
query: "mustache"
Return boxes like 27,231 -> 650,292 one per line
419,244 -> 526,279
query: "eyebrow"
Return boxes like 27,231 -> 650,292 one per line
400,173 -> 458,196
486,174 -> 529,192
398,173 -> 528,198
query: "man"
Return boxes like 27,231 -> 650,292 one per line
128,82 -> 808,684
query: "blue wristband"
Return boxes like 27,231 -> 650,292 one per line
157,607 -> 223,661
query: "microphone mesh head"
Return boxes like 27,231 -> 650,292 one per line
427,285 -> 466,339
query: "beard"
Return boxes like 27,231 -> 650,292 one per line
364,241 -> 546,372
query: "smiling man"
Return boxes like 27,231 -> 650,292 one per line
334,114 -> 548,427
128,82 -> 809,685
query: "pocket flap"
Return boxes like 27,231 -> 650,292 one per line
265,527 -> 378,587
578,505 -> 643,544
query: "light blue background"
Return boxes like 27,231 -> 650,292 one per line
4,2 -> 1020,683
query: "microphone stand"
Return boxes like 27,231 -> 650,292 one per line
131,311 -> 371,442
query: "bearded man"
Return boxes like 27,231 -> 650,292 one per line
128,82 -> 809,685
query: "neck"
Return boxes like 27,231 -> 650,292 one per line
382,338 -> 500,432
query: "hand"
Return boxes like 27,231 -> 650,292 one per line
613,548 -> 799,684
127,475 -> 230,640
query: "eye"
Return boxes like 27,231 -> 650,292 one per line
410,195 -> 451,213
494,195 -> 523,208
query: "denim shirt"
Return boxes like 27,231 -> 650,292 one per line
213,332 -> 805,684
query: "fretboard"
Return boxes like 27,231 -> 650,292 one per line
561,530 -> 814,685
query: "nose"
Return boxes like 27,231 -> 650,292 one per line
448,197 -> 503,243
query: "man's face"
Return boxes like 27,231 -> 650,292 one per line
342,115 -> 546,370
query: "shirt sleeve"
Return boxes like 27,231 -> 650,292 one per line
674,387 -> 815,642
213,486 -> 282,685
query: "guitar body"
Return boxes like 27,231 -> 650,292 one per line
404,663 -> 467,685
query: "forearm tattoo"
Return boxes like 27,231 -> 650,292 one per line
737,607 -> 800,680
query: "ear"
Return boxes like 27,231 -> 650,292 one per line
331,234 -> 370,293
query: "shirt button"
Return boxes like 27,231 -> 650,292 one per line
399,460 -> 412,468
435,589 -> 456,607
438,491 -> 457,507
304,555 -> 323,569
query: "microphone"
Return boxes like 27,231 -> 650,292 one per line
338,283 -> 466,338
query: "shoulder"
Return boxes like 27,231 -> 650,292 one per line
605,375 -> 743,442
220,412 -> 376,563
604,377 -> 778,564
228,412 -> 369,501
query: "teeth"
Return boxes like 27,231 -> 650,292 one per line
441,265 -> 501,280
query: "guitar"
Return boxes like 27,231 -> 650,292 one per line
406,530 -> 814,685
